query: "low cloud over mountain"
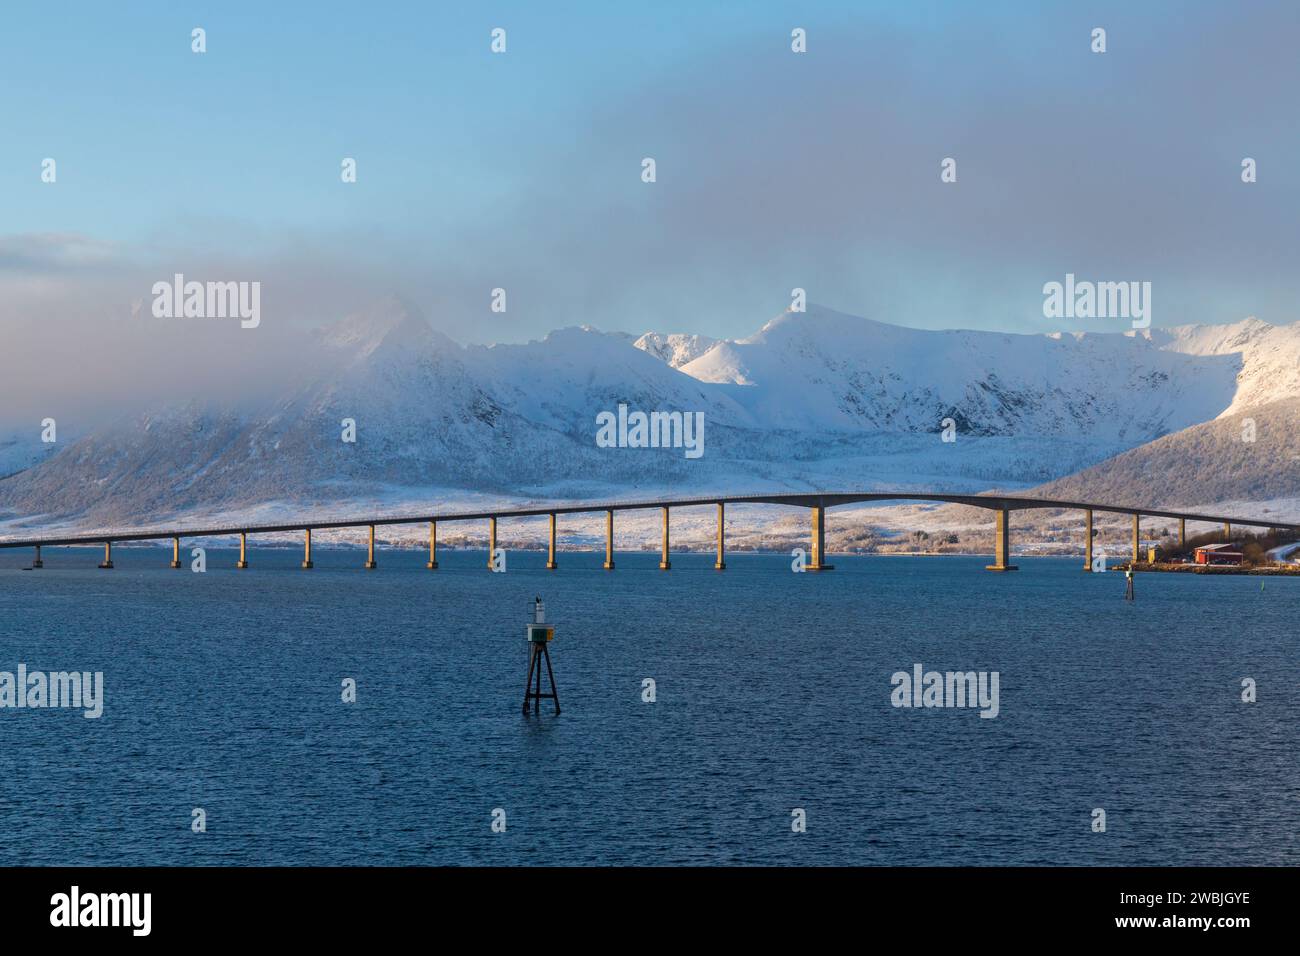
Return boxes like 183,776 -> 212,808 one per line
2,299 -> 1298,534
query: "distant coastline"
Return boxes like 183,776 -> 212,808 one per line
1124,561 -> 1300,575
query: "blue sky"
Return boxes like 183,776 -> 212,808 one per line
2,0 -> 1298,345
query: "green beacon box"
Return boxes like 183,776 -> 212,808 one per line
527,598 -> 553,642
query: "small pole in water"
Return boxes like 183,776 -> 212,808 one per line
522,597 -> 560,716
1123,566 -> 1135,602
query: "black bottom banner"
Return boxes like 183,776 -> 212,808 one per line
0,865 -> 1279,942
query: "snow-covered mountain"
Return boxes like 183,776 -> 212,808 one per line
1147,317 -> 1300,418
632,331 -> 719,369
2,298 -> 1298,534
0,432 -> 58,481
1024,396 -> 1300,510
679,306 -> 1240,440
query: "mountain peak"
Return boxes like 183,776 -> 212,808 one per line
633,331 -> 719,368
743,303 -> 894,344
317,295 -> 441,355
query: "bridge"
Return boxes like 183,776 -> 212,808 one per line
2,491 -> 1294,572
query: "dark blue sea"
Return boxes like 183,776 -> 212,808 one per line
1,546 -> 1296,866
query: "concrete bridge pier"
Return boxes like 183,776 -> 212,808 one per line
986,507 -> 1017,571
546,513 -> 558,570
1179,518 -> 1186,547
659,506 -> 671,569
1082,509 -> 1093,571
715,502 -> 726,570
302,529 -> 313,569
426,521 -> 438,569
99,541 -> 114,569
603,510 -> 615,570
1132,514 -> 1141,564
1224,522 -> 1231,541
237,532 -> 249,569
808,504 -> 833,571
170,536 -> 181,568
365,524 -> 377,569
32,545 -> 42,569
488,517 -> 497,570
